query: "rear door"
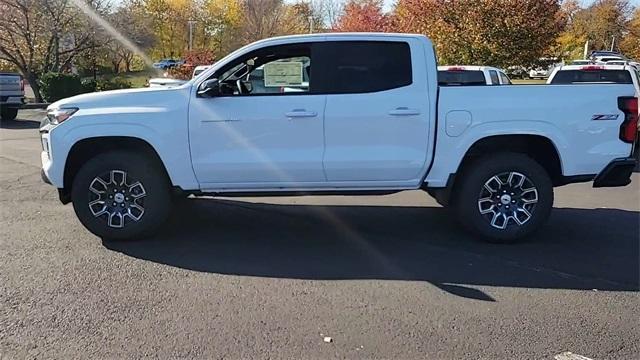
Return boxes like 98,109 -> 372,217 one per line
317,39 -> 431,183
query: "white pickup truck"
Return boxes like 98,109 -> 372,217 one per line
40,33 -> 638,243
0,72 -> 25,120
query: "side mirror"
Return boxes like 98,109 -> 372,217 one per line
197,78 -> 220,97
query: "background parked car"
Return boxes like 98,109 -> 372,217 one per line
152,59 -> 182,70
505,66 -> 527,79
547,64 -> 640,94
438,66 -> 512,86
0,72 -> 25,121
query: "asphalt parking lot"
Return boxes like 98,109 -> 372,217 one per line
1,110 -> 639,359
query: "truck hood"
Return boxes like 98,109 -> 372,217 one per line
48,84 -> 193,110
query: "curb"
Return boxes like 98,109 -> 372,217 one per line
22,103 -> 50,109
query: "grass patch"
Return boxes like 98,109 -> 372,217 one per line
83,69 -> 163,88
512,79 -> 547,85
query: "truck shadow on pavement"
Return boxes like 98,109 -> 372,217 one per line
0,119 -> 40,129
104,199 -> 640,301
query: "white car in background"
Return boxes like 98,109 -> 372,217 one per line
438,66 -> 512,86
529,67 -> 552,79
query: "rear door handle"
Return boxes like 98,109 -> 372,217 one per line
285,109 -> 317,118
388,107 -> 420,116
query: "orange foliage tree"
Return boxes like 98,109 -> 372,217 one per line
333,0 -> 389,32
393,0 -> 565,67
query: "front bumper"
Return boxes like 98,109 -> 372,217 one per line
40,168 -> 51,184
0,96 -> 25,108
593,157 -> 637,188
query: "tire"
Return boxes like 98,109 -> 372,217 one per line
71,151 -> 171,240
452,152 -> 553,243
0,107 -> 18,121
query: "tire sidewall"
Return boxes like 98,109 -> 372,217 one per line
71,151 -> 171,240
1,107 -> 18,121
454,153 -> 553,243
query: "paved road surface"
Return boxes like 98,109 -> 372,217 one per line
1,110 -> 639,359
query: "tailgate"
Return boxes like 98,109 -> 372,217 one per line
0,73 -> 23,95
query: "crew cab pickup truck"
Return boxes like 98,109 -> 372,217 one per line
0,72 -> 25,120
39,33 -> 639,243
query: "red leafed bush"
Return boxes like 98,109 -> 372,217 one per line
168,49 -> 216,80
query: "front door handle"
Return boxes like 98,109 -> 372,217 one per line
285,109 -> 317,118
388,107 -> 420,116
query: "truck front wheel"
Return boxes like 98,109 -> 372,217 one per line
71,151 -> 171,240
0,107 -> 18,121
453,153 -> 553,243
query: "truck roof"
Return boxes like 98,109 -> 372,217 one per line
556,64 -> 632,71
248,32 -> 432,47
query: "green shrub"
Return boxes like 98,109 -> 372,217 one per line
39,72 -> 87,102
96,77 -> 132,91
81,78 -> 97,93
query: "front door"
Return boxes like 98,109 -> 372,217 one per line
188,42 -> 326,188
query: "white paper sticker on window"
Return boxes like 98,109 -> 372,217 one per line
264,62 -> 303,87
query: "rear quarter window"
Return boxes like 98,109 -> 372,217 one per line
550,70 -> 633,84
438,71 -> 486,86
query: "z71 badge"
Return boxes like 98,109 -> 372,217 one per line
591,114 -> 619,121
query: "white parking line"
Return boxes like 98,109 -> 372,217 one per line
554,352 -> 594,360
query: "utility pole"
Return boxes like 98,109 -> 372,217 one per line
610,36 -> 616,52
583,40 -> 589,59
188,20 -> 197,51
308,15 -> 314,34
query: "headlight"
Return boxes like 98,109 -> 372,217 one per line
47,107 -> 78,125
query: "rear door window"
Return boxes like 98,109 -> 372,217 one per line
315,41 -> 412,94
438,70 -> 486,86
550,70 -> 633,84
489,70 -> 499,85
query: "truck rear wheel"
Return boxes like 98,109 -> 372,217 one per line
0,107 -> 18,121
453,153 -> 553,243
71,151 -> 171,240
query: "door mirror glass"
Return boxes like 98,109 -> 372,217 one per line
197,78 -> 220,97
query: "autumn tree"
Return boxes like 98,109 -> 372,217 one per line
553,0 -> 588,59
620,8 -> 640,60
200,0 -> 243,56
145,0 -> 195,58
242,0 -> 309,43
393,0 -> 564,68
333,0 -> 388,32
106,0 -> 155,73
570,0 -> 633,52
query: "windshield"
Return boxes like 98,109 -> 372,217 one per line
550,70 -> 633,84
438,70 -> 486,86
